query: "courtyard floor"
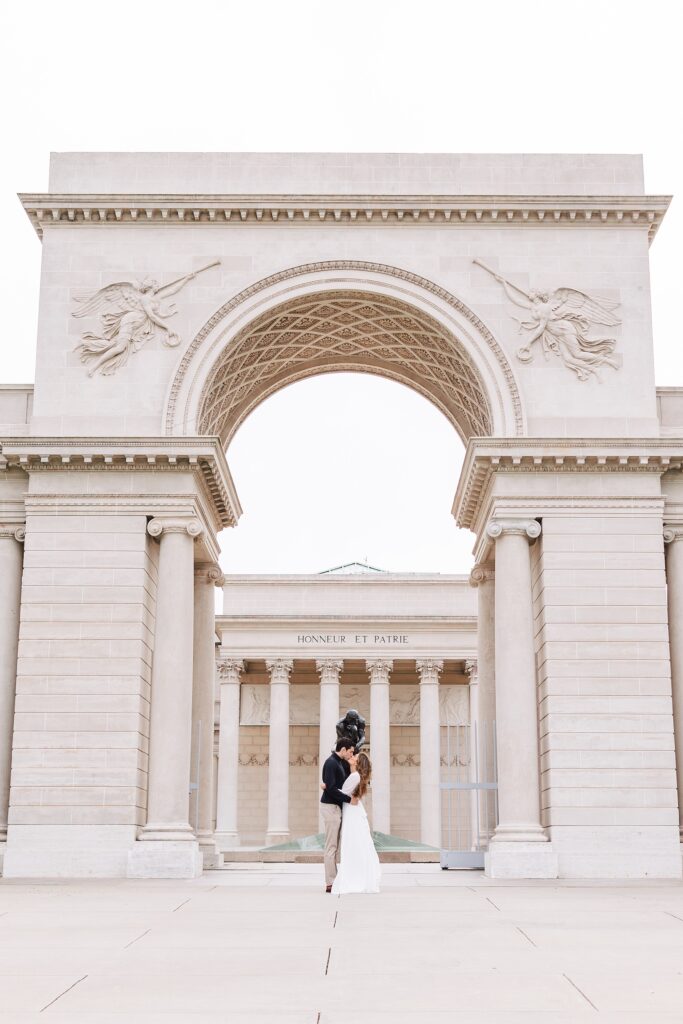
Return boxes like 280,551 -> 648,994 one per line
1,864 -> 683,1022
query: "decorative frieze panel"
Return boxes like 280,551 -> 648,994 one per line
239,683 -> 468,727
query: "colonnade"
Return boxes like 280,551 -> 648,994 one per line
4,511 -> 683,874
213,655 -> 448,848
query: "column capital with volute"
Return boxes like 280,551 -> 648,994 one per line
316,659 -> 344,683
195,561 -> 225,587
664,525 -> 683,545
416,659 -> 443,684
465,659 -> 478,684
366,659 -> 393,684
469,563 -> 494,587
147,516 -> 204,540
266,659 -> 293,684
217,658 -> 244,685
486,518 -> 541,542
0,525 -> 25,543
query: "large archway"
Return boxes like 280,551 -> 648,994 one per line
164,262 -> 525,442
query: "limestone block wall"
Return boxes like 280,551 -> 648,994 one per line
3,512 -> 157,877
534,508 -> 680,877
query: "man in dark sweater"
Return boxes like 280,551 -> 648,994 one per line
320,738 -> 358,891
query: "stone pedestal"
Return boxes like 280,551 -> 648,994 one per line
485,841 -> 558,879
127,841 -> 203,879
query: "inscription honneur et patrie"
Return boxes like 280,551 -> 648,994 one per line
297,633 -> 409,645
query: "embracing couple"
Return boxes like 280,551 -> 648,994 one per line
320,738 -> 381,894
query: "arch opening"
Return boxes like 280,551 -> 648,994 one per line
196,290 -> 494,447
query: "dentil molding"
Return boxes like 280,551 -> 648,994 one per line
20,193 -> 670,242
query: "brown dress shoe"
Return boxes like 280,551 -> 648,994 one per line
325,885 -> 332,893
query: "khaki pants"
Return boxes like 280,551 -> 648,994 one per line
321,803 -> 342,887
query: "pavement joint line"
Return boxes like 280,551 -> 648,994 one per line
515,926 -> 537,947
123,928 -> 151,949
664,911 -> 683,922
39,974 -> 88,1013
486,896 -> 501,911
172,898 -> 192,912
333,911 -> 338,928
563,973 -> 599,1012
325,947 -> 332,975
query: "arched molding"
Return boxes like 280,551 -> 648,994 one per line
164,261 -> 525,444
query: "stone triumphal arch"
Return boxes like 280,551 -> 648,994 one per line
1,152 -> 682,879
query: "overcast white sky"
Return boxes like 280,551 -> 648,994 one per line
0,0 -> 680,574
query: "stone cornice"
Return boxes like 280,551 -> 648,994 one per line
0,436 -> 241,530
453,438 -> 683,531
19,193 -> 670,243
216,615 -> 476,629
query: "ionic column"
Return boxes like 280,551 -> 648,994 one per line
416,659 -> 443,848
664,526 -> 683,839
366,659 -> 392,835
0,526 -> 24,842
469,563 -> 496,842
215,657 -> 243,848
317,659 -> 343,828
265,658 -> 293,844
190,563 -> 224,865
486,518 -> 547,846
139,516 -> 203,844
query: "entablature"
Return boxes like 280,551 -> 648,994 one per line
453,438 -> 683,532
20,193 -> 670,243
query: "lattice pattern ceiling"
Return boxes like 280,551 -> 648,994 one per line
198,291 -> 492,444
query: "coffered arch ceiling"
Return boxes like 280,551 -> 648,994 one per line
197,290 -> 494,446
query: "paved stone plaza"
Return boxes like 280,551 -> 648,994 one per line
1,866 -> 683,1022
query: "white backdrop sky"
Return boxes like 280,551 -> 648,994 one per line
0,1 -> 680,574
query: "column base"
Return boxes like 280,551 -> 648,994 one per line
265,831 -> 289,846
137,822 -> 196,842
197,832 -> 220,868
214,831 -> 240,852
127,840 -> 203,879
485,841 -> 558,879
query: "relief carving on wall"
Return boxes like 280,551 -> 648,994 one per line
72,260 -> 220,377
473,259 -> 622,381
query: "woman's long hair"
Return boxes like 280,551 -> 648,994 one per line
353,752 -> 372,799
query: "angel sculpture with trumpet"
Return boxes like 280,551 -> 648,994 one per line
473,259 -> 622,381
72,260 -> 220,377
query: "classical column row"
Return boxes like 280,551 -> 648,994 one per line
213,655 -> 446,848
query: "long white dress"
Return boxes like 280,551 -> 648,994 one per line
331,771 -> 381,894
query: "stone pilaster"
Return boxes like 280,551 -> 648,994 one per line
265,658 -> 293,844
416,658 -> 443,848
128,516 -> 204,878
484,518 -> 557,878
214,657 -> 243,849
191,563 -> 224,867
366,659 -> 392,835
664,526 -> 683,840
0,526 -> 24,843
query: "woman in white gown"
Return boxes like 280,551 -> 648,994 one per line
331,752 -> 381,894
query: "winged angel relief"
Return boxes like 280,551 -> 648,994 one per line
72,260 -> 220,377
473,259 -> 622,381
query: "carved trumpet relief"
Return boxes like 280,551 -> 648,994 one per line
72,260 -> 221,378
473,259 -> 622,381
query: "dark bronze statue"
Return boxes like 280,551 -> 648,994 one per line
336,709 -> 366,753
